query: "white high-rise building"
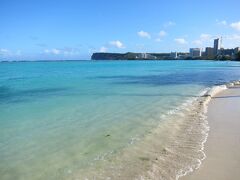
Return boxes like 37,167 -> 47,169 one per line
170,52 -> 178,59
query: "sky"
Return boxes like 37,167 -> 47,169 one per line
0,0 -> 240,60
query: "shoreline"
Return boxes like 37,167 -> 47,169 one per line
181,81 -> 240,180
70,81 -> 239,179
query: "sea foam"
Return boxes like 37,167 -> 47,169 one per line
175,82 -> 236,180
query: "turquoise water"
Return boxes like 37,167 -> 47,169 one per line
0,60 -> 240,179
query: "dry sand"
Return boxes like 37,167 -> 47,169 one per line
182,85 -> 240,180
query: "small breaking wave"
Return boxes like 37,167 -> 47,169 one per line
176,81 -> 237,180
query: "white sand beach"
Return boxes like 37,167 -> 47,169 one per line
182,85 -> 240,180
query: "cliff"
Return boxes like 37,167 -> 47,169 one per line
91,52 -> 173,60
91,53 -> 125,60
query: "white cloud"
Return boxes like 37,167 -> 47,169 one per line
44,48 -> 61,55
220,34 -> 240,48
99,46 -> 108,52
164,21 -> 176,27
192,34 -> 213,46
200,33 -> 212,40
16,50 -> 22,56
225,34 -> 240,41
52,49 -> 61,55
174,38 -> 187,44
44,48 -> 81,56
138,30 -> 151,39
155,38 -> 162,42
192,40 -> 203,46
221,20 -> 227,25
0,49 -> 13,56
159,30 -> 167,37
0,48 -> 10,54
109,40 -> 125,48
0,48 -> 22,58
230,21 -> 240,31
216,20 -> 227,26
155,30 -> 167,42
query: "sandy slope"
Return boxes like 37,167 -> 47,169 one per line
182,85 -> 240,180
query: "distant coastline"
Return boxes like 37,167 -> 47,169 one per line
91,52 -> 240,61
0,60 -> 90,63
92,39 -> 240,61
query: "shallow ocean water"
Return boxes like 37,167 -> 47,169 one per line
0,60 -> 240,179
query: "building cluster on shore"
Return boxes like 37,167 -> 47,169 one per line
91,38 -> 240,61
187,38 -> 240,60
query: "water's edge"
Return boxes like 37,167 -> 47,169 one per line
177,80 -> 240,180
65,81 -> 240,180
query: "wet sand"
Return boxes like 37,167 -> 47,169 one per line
182,85 -> 240,180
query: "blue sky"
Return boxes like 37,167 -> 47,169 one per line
0,0 -> 240,60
